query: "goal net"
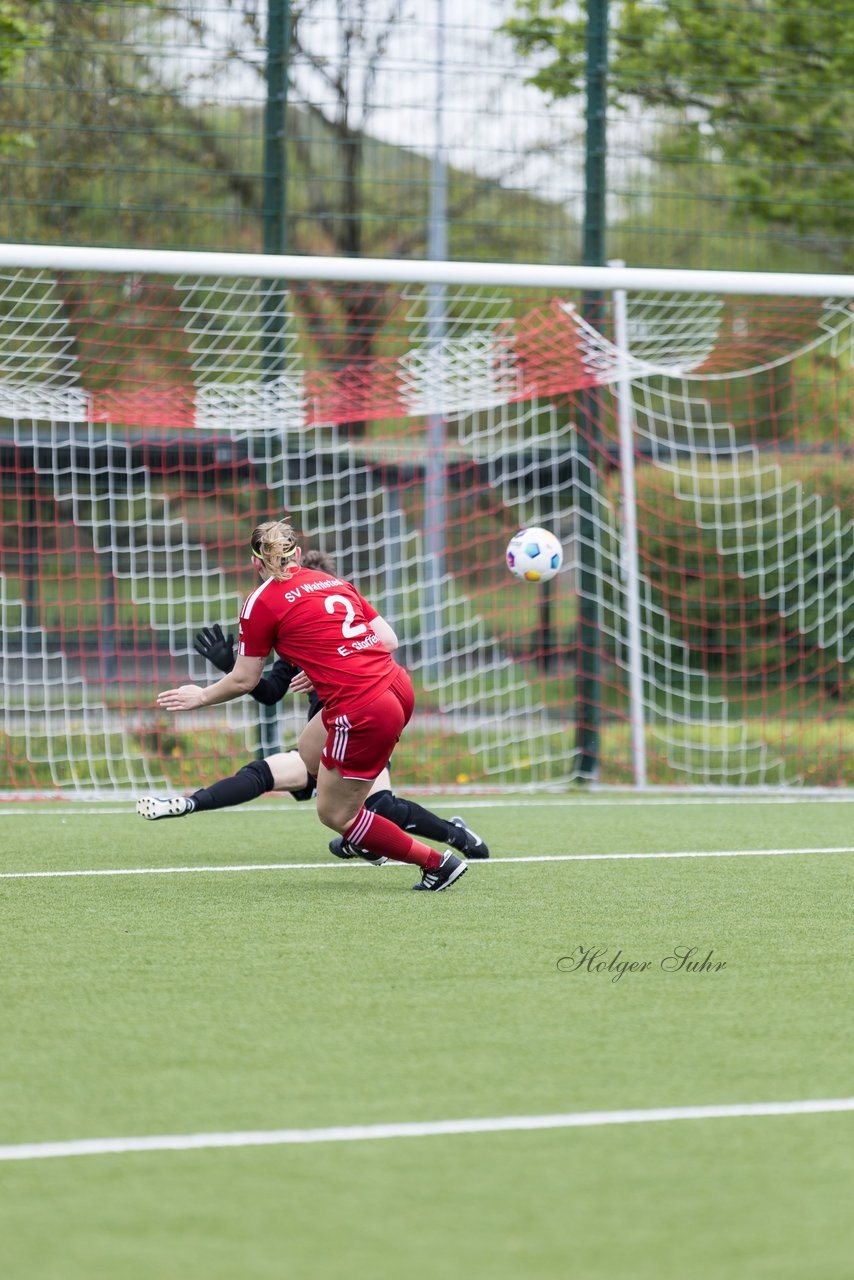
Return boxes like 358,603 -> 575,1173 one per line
0,246 -> 851,796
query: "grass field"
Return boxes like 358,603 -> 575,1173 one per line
1,794 -> 852,1279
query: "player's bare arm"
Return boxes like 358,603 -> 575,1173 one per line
157,654 -> 267,711
369,615 -> 398,652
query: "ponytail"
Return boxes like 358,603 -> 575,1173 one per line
250,520 -> 300,581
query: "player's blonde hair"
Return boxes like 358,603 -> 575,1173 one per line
250,520 -> 300,581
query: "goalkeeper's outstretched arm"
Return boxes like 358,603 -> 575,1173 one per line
194,622 -> 298,705
251,657 -> 299,705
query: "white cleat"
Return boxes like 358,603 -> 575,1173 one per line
136,796 -> 191,820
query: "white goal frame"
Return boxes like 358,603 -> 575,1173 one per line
1,242 -> 853,796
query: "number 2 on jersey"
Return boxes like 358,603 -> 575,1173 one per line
325,594 -> 367,638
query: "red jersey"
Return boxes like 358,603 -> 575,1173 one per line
237,568 -> 399,716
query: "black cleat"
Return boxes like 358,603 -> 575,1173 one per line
449,816 -> 490,859
328,836 -> 388,867
328,835 -> 359,859
412,850 -> 468,892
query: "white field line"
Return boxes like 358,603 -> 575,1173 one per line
1,846 -> 852,880
2,1098 -> 852,1163
2,794 -> 854,816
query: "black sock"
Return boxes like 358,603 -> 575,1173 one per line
191,759 -> 275,812
365,789 -> 453,844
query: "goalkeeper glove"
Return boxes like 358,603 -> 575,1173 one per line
194,623 -> 235,673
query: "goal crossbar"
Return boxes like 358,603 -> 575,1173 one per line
0,242 -> 853,299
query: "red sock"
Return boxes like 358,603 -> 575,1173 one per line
346,808 -> 442,870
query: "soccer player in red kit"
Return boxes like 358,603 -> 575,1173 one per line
155,520 -> 467,891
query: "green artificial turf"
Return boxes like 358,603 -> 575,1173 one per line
1,797 -> 852,1279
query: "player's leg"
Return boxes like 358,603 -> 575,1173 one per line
297,711 -> 327,779
315,676 -> 467,891
368,767 -> 392,796
317,762 -> 465,890
369,793 -> 489,856
137,750 -> 306,819
326,767 -> 392,861
313,765 -> 375,833
329,770 -> 489,860
265,752 -> 311,792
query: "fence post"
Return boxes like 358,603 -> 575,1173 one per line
575,0 -> 608,778
257,0 -> 292,759
423,0 -> 449,681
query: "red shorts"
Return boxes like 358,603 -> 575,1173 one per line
320,667 -> 415,779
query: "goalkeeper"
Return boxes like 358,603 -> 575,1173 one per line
137,549 -> 489,864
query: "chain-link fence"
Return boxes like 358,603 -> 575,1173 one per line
2,1 -> 851,271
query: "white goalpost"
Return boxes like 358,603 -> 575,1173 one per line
0,243 -> 852,796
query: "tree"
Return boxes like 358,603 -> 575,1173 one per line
6,1 -> 577,259
0,2 -> 39,73
504,0 -> 854,259
2,2 -> 580,433
0,2 -> 44,151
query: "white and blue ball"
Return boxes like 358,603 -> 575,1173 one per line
505,526 -> 563,583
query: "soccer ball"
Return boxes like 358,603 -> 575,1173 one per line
505,527 -> 563,583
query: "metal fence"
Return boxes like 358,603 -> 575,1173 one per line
2,1 -> 851,272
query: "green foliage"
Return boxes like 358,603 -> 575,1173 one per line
2,3 -> 575,261
607,148 -> 846,273
0,2 -> 43,71
505,0 -> 854,259
2,3 -> 258,249
0,2 -> 44,151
